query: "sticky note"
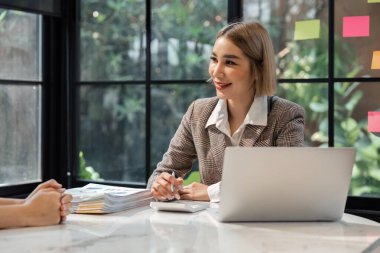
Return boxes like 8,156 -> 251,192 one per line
368,0 -> 380,3
294,19 -> 320,40
368,111 -> 380,133
371,51 -> 380,70
343,16 -> 370,37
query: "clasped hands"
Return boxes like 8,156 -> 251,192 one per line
151,172 -> 210,201
24,179 -> 73,226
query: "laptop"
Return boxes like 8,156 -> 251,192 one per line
215,147 -> 356,222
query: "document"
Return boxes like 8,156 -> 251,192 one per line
66,183 -> 153,214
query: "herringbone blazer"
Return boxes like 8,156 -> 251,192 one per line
147,96 -> 305,188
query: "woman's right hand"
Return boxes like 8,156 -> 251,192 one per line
151,172 -> 183,201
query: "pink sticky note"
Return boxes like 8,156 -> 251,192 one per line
343,16 -> 370,37
368,111 -> 380,132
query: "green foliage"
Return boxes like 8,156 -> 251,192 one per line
79,151 -> 103,181
183,171 -> 201,186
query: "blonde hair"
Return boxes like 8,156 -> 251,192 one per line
216,21 -> 277,96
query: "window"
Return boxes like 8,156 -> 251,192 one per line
0,9 -> 42,186
77,0 -> 227,185
243,0 -> 380,212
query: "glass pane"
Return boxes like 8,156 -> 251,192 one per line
0,85 -> 42,186
80,0 -> 146,81
151,83 -> 215,171
276,83 -> 328,146
334,82 -> 380,197
243,0 -> 328,79
335,0 -> 380,78
151,0 -> 228,80
0,9 -> 41,81
79,85 -> 146,183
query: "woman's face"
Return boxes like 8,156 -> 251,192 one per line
209,37 -> 255,102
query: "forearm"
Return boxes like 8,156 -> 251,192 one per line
0,204 -> 27,229
0,198 -> 24,205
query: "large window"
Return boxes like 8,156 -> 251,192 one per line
78,0 -> 227,184
244,0 -> 380,200
0,9 -> 42,186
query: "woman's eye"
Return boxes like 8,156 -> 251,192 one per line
210,56 -> 217,62
225,60 -> 236,65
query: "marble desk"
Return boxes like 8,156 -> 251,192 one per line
1,206 -> 380,253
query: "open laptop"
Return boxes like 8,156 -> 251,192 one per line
214,147 -> 356,222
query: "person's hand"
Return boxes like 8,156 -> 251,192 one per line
179,182 -> 210,201
60,194 -> 73,222
26,179 -> 72,222
151,172 -> 184,201
26,179 -> 63,202
22,188 -> 62,227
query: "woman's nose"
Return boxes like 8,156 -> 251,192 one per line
212,63 -> 224,78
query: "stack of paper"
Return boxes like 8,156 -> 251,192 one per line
66,183 -> 153,214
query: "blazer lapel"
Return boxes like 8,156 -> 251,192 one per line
239,125 -> 266,146
208,126 -> 230,174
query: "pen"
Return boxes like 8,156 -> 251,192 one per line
171,171 -> 175,193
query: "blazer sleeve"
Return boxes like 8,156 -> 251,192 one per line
147,101 -> 198,188
274,101 -> 305,147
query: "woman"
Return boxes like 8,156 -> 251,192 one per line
148,21 -> 305,202
0,179 -> 72,229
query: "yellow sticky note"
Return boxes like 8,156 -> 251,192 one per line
368,0 -> 380,3
294,20 -> 320,40
371,51 -> 380,70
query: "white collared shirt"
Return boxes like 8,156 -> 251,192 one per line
205,96 -> 268,202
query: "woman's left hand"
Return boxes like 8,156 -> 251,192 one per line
179,182 -> 210,201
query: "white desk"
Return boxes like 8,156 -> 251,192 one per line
1,206 -> 379,253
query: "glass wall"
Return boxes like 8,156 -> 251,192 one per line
0,9 -> 42,186
80,0 -> 146,81
244,0 -> 329,79
334,82 -> 380,196
335,0 -> 380,78
78,0 -> 227,183
244,0 -> 380,198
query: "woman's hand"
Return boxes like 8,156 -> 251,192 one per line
179,182 -> 210,201
151,172 -> 184,201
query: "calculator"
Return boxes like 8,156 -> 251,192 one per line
150,200 -> 209,213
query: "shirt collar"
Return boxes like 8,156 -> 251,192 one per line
206,96 -> 268,128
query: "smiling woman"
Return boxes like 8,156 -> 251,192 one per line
147,21 -> 305,203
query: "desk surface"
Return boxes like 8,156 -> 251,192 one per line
1,206 -> 380,253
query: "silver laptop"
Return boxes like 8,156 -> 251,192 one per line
217,147 -> 356,222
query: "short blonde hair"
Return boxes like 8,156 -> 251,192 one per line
216,21 -> 277,96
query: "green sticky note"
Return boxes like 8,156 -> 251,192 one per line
368,0 -> 380,3
294,19 -> 321,40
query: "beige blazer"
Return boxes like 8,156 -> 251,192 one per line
147,96 -> 305,187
